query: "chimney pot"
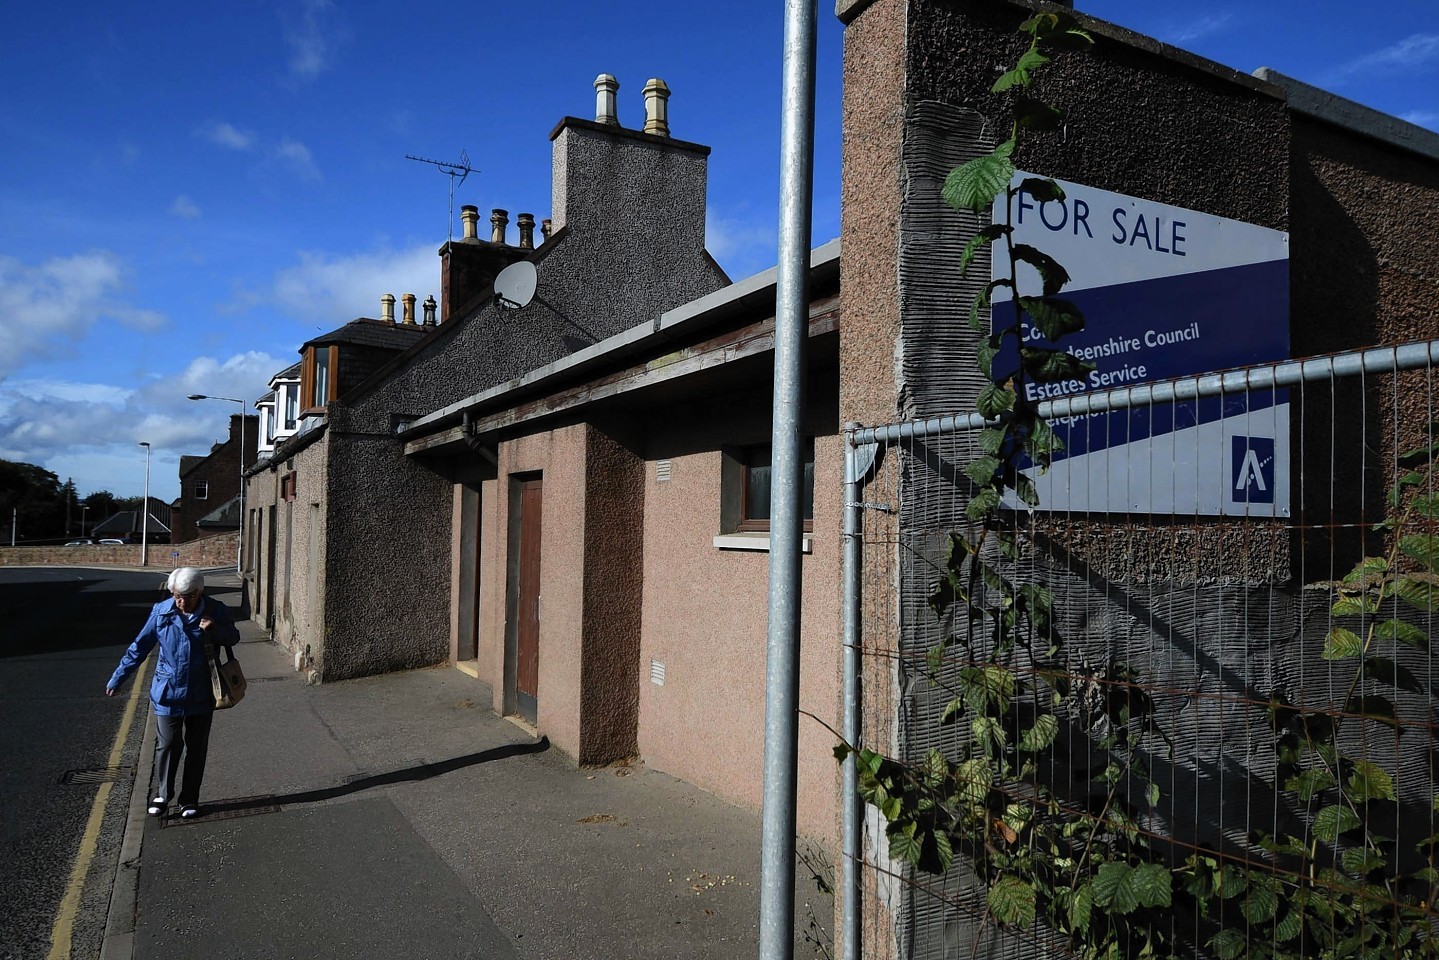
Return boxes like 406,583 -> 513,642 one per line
517,213 -> 536,250
422,295 -> 438,326
490,208 -> 509,245
541,218 -> 552,242
401,293 -> 417,325
460,205 -> 480,243
380,293 -> 396,324
594,73 -> 620,125
643,78 -> 671,137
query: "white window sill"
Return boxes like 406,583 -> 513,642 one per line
713,532 -> 813,553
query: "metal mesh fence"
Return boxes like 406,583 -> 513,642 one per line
844,341 -> 1439,960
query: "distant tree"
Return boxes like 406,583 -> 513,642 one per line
0,459 -> 65,542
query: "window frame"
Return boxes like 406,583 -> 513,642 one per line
194,479 -> 209,501
724,441 -> 815,534
300,345 -> 338,416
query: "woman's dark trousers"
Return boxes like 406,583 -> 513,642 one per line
153,712 -> 214,807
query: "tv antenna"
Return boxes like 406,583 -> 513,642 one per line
405,150 -> 476,241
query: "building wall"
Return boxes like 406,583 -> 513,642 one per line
267,435 -> 328,676
172,414 -> 258,543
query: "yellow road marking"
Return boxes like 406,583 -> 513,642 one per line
47,667 -> 148,960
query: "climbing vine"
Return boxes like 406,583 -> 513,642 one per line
836,10 -> 1439,960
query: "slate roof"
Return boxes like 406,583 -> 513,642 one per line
92,510 -> 172,536
305,318 -> 431,352
196,496 -> 241,529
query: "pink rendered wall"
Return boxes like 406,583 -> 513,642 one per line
638,436 -> 843,844
477,427 -> 589,758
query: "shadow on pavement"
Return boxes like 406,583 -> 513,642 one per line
199,738 -> 550,815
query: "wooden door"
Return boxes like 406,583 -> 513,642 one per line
515,477 -> 542,723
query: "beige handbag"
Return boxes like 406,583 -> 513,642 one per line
206,642 -> 247,709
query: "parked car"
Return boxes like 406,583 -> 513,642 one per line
99,539 -> 125,545
65,539 -> 95,546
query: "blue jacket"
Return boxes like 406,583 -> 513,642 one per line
108,596 -> 241,716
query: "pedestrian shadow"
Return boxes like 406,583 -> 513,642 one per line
205,738 -> 549,815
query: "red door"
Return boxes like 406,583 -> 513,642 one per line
515,477 -> 542,723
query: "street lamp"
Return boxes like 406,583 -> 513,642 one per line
139,442 -> 151,567
188,394 -> 246,575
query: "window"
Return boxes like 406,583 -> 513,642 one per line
281,384 -> 298,431
722,441 -> 814,533
194,480 -> 209,500
280,471 -> 297,502
300,346 -> 337,415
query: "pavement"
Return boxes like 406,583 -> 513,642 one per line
99,572 -> 834,960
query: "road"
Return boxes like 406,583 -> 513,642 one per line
0,566 -> 166,960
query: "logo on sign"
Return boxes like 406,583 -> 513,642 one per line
1232,436 -> 1275,505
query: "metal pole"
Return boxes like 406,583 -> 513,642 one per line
759,0 -> 817,957
140,442 -> 151,567
841,427 -> 864,960
238,401 -> 245,576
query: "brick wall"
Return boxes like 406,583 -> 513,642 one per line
0,532 -> 239,569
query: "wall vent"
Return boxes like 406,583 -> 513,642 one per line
656,459 -> 672,482
650,658 -> 666,685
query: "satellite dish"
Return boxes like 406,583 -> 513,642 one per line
494,261 -> 537,310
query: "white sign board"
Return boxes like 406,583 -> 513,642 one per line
992,173 -> 1291,517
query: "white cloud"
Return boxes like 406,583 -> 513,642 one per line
272,137 -> 321,182
265,244 -> 439,328
169,195 -> 201,219
200,121 -> 256,151
1330,33 -> 1439,82
283,0 -> 340,80
0,350 -> 290,500
0,252 -> 130,378
706,212 -> 777,282
1160,13 -> 1232,45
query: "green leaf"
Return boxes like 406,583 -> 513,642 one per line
977,383 -> 1015,419
1131,863 -> 1173,908
1412,494 -> 1439,519
967,488 -> 1001,521
1024,417 -> 1065,464
942,140 -> 1016,213
976,337 -> 999,377
1018,714 -> 1059,752
1147,782 -> 1160,808
987,876 -> 1037,927
965,456 -> 1002,487
955,757 -> 992,805
1332,594 -> 1378,616
960,224 -> 1011,276
1014,95 -> 1065,131
972,716 -> 1006,752
1092,862 -> 1140,914
1394,577 -> 1439,611
991,47 -> 1050,93
1242,877 -> 1278,922
1010,247 -> 1072,297
1345,694 -> 1399,728
1017,177 -> 1064,203
1348,760 -> 1396,801
1020,347 -> 1092,382
1341,847 -> 1387,876
1400,534 -> 1439,570
1323,627 -> 1364,660
1210,928 -> 1247,960
1314,804 -> 1362,842
1012,472 -> 1040,507
931,827 -> 954,874
961,665 -> 1016,713
1285,767 -> 1337,801
940,696 -> 965,725
888,824 -> 923,865
1365,656 -> 1424,694
1019,296 -> 1084,338
1343,556 -> 1389,583
1374,618 -> 1428,649
1068,881 -> 1093,929
1273,906 -> 1303,943
978,426 -> 1005,457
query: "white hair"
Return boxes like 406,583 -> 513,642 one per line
167,567 -> 205,594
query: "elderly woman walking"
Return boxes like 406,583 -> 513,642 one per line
105,567 -> 240,819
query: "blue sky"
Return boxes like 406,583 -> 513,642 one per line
1,1 -> 1434,503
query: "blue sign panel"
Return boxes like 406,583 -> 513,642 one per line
993,173 -> 1290,516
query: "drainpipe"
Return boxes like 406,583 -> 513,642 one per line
841,427 -> 863,960
759,0 -> 817,958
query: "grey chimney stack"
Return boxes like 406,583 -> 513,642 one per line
422,295 -> 437,326
541,218 -> 552,242
643,78 -> 671,137
517,213 -> 536,249
490,208 -> 509,245
380,293 -> 396,324
594,73 -> 620,125
460,205 -> 480,243
401,293 -> 416,325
